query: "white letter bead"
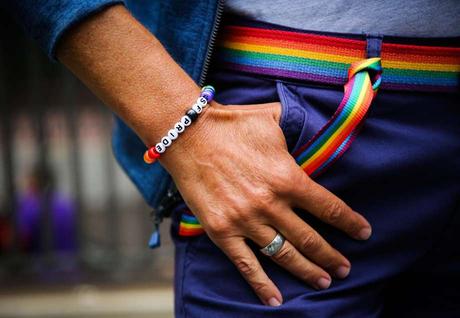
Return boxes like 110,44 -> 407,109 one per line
161,136 -> 172,147
174,122 -> 185,133
168,129 -> 179,140
192,103 -> 203,114
197,96 -> 208,107
181,115 -> 192,126
155,143 -> 166,154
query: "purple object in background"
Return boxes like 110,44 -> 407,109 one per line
17,190 -> 76,254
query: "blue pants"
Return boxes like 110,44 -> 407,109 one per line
171,41 -> 460,318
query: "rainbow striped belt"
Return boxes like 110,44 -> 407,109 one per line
216,25 -> 460,92
178,24 -> 460,237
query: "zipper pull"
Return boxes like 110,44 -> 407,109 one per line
148,209 -> 162,249
148,225 -> 161,249
148,183 -> 183,249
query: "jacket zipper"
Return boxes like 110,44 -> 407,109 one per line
150,0 -> 225,249
198,0 -> 225,86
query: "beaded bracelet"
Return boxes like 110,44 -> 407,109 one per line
143,85 -> 215,164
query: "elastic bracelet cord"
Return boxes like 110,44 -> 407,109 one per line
143,85 -> 216,164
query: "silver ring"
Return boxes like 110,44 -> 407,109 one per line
260,233 -> 285,256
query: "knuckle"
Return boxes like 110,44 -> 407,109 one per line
235,208 -> 253,224
323,200 -> 344,224
270,163 -> 295,187
251,280 -> 269,295
206,217 -> 232,238
300,231 -> 320,252
301,267 -> 322,284
272,244 -> 295,264
251,189 -> 275,212
234,257 -> 258,277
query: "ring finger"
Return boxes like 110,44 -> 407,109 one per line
248,225 -> 332,290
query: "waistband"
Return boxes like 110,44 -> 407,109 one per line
214,20 -> 460,92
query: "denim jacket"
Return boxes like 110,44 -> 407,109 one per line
3,0 -> 224,211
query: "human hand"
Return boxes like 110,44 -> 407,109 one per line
160,101 -> 372,307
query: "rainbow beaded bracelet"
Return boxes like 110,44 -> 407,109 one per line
143,85 -> 216,164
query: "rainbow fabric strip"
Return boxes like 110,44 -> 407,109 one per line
216,25 -> 460,92
294,58 -> 382,176
179,210 -> 205,236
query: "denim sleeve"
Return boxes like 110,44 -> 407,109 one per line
2,0 -> 125,60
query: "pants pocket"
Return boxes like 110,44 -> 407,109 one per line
276,80 -> 311,154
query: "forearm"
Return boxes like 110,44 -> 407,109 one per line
56,4 -> 201,147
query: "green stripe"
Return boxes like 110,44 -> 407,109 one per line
181,218 -> 200,225
297,73 -> 367,164
384,68 -> 458,79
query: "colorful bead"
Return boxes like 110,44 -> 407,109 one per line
200,85 -> 215,102
161,136 -> 172,147
148,147 -> 160,159
174,122 -> 185,133
168,129 -> 179,140
181,115 -> 192,126
192,103 -> 203,114
201,85 -> 215,94
155,143 -> 166,153
200,90 -> 213,102
144,151 -> 155,164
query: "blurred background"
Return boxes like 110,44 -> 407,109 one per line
0,8 -> 174,318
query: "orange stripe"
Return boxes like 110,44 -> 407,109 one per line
381,52 -> 460,65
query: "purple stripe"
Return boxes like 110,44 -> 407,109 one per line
223,62 -> 346,86
220,62 -> 458,92
380,82 -> 459,92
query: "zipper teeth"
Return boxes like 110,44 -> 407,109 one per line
198,0 -> 225,86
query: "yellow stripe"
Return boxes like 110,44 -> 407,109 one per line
349,58 -> 381,75
180,222 -> 203,229
223,41 -> 459,72
300,75 -> 371,169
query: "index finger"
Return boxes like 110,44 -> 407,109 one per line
292,172 -> 372,240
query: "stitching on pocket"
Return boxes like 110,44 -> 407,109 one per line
276,80 -> 308,153
276,80 -> 290,132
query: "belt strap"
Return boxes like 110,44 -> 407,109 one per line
295,57 -> 382,177
217,25 -> 460,92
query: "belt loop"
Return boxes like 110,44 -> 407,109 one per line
366,33 -> 383,58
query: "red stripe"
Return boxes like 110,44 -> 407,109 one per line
222,26 -> 365,50
179,227 -> 205,236
382,42 -> 460,58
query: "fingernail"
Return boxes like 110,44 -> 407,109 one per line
358,227 -> 372,240
335,265 -> 351,279
267,297 -> 281,307
316,277 -> 331,290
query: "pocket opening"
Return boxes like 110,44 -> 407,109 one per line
276,80 -> 310,154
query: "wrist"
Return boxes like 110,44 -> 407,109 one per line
143,86 -> 218,165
